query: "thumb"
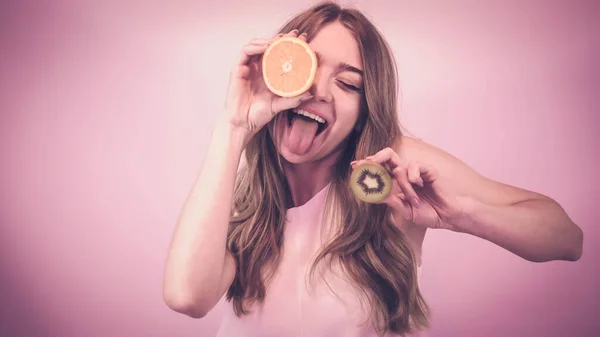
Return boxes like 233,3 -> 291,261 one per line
270,92 -> 313,116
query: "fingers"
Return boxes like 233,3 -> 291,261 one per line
365,147 -> 404,170
350,158 -> 419,208
396,162 -> 435,207
350,146 -> 441,209
248,37 -> 271,45
408,162 -> 424,187
392,166 -> 420,207
418,164 -> 438,183
284,29 -> 300,38
236,29 -> 302,67
358,147 -> 436,184
270,92 -> 313,116
237,44 -> 269,66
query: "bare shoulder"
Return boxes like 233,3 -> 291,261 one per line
392,135 -> 548,205
392,135 -> 421,159
392,135 -> 476,188
392,135 -> 466,171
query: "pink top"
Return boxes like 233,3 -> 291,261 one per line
215,183 -> 426,337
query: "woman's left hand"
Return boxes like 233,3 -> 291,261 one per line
351,147 -> 468,230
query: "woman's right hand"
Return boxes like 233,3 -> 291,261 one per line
222,29 -> 313,142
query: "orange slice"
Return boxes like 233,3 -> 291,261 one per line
262,36 -> 317,97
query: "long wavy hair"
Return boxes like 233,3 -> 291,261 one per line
225,2 -> 430,335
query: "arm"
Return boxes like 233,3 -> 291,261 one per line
399,136 -> 583,263
163,29 -> 309,318
162,121 -> 244,318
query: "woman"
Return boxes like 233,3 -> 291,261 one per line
162,2 -> 583,336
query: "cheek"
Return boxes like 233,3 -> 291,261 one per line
334,98 -> 361,130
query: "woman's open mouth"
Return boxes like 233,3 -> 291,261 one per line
285,108 -> 328,135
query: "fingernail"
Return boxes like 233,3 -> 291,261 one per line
412,197 -> 420,208
411,178 -> 423,188
291,29 -> 299,34
365,156 -> 373,160
300,94 -> 313,101
299,32 -> 307,37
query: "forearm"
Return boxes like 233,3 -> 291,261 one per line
456,197 -> 583,262
163,120 -> 246,305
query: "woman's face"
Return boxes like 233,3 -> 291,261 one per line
269,20 -> 364,164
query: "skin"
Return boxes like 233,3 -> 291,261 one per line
268,21 -> 365,206
162,20 -> 583,320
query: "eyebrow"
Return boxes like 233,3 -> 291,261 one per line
314,51 -> 363,77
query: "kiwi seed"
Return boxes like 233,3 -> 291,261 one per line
349,162 -> 393,203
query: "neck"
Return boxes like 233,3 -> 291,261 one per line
283,150 -> 342,207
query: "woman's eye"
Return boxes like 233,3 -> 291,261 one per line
337,80 -> 361,92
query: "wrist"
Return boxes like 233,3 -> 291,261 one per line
451,196 -> 489,236
213,117 -> 250,146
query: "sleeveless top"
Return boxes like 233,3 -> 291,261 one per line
215,183 -> 427,337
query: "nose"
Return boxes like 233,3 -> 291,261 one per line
309,67 -> 333,103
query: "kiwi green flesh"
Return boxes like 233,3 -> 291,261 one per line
349,162 -> 392,203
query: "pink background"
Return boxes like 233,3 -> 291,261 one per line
1,0 -> 598,336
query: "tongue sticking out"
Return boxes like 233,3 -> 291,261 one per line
286,114 -> 319,155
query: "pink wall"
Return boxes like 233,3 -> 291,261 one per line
1,0 -> 598,336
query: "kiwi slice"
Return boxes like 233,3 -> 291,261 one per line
349,162 -> 393,203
